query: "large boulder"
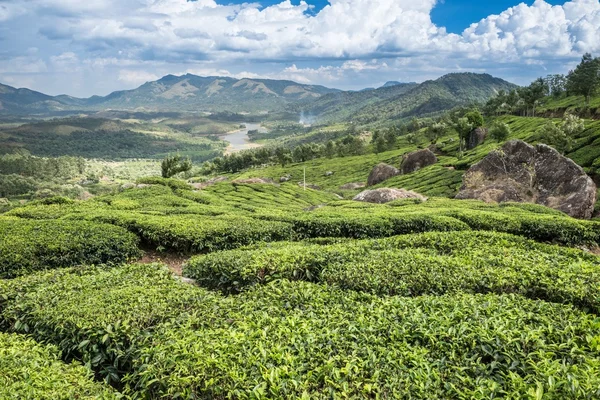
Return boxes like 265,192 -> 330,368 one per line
353,188 -> 427,204
466,127 -> 488,150
456,140 -> 597,219
367,163 -> 400,186
400,149 -> 437,174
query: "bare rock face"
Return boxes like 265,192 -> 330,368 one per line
400,149 -> 437,175
456,140 -> 597,219
466,127 -> 488,150
191,176 -> 228,189
353,188 -> 427,204
367,163 -> 400,186
339,182 -> 366,190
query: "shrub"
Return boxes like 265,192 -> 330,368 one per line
0,332 -> 118,399
135,176 -> 192,191
0,264 -> 221,383
0,218 -> 141,278
184,231 -> 600,312
127,281 -> 600,399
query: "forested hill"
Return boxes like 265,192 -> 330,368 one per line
0,75 -> 340,115
299,73 -> 518,125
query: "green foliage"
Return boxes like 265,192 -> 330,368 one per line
129,281 -> 600,399
0,264 -> 221,384
567,53 -> 600,106
184,231 -> 600,312
0,217 -> 140,278
0,332 -> 118,399
538,121 -> 572,154
160,154 -> 192,178
464,110 -> 484,127
489,121 -> 511,142
135,176 -> 192,191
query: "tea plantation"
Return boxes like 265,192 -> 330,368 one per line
2,178 -> 600,398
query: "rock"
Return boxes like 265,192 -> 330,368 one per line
456,140 -> 597,219
78,191 -> 94,201
466,127 -> 488,150
0,198 -> 10,206
367,163 -> 400,186
233,177 -> 278,185
325,171 -> 334,176
121,183 -> 136,190
280,174 -> 292,182
339,182 -> 366,190
400,149 -> 437,174
191,176 -> 229,189
353,188 -> 428,204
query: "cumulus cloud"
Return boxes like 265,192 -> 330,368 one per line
0,0 -> 599,96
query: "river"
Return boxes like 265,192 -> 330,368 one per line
219,123 -> 265,154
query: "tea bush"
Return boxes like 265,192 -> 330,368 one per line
0,332 -> 119,399
134,176 -> 192,191
0,217 -> 140,278
0,264 -> 221,383
127,281 -> 600,399
184,231 -> 600,312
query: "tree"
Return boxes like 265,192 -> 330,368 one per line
454,117 -> 474,156
384,128 -> 397,150
538,121 -> 572,154
161,154 -> 192,178
373,136 -> 387,154
324,141 -> 336,159
464,110 -> 484,128
489,122 -> 511,142
566,53 -> 600,107
426,122 -> 446,143
561,113 -> 585,137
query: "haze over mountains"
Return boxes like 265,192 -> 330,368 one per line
0,72 -> 517,122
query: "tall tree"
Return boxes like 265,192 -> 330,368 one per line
161,155 -> 192,178
566,53 -> 600,107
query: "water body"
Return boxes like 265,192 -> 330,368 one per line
219,123 -> 265,154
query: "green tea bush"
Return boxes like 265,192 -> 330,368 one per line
0,264 -> 221,383
184,231 -> 600,312
0,332 -> 118,399
0,218 -> 140,278
135,176 -> 192,191
127,281 -> 600,399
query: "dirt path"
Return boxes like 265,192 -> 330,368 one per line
137,249 -> 189,276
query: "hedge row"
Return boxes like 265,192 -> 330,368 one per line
4,266 -> 600,398
0,217 -> 141,278
0,332 -> 118,399
0,264 -> 221,383
184,231 -> 600,313
129,281 -> 600,399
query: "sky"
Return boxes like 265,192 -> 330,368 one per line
0,0 -> 599,97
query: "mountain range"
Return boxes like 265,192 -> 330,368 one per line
0,72 -> 517,122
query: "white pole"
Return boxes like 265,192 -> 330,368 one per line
303,167 -> 306,191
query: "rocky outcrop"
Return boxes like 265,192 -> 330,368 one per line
280,174 -> 291,182
353,188 -> 427,204
466,127 -> 488,150
191,176 -> 228,189
456,140 -> 597,219
340,182 -> 366,190
367,163 -> 400,186
400,149 -> 437,174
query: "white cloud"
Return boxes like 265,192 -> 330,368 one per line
1,0 -> 599,95
117,70 -> 160,85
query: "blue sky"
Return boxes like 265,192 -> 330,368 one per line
0,0 -> 598,97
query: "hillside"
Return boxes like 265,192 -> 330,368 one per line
0,76 -> 340,115
299,73 -> 517,126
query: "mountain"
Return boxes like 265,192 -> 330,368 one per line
381,81 -> 402,88
0,83 -> 62,114
0,75 -> 340,115
300,73 -> 518,125
293,82 -> 419,122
